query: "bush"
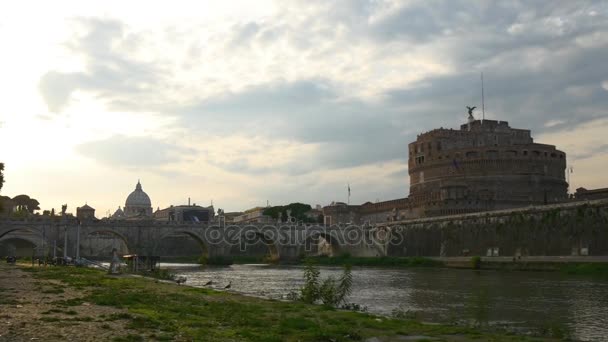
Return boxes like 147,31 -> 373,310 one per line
471,256 -> 482,269
297,261 -> 353,307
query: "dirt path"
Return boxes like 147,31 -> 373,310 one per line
0,263 -> 132,342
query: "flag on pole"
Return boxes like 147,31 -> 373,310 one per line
348,183 -> 351,204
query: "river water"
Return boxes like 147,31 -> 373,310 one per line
165,263 -> 608,341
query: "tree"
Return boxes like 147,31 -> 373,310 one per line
263,203 -> 314,222
0,163 -> 4,211
26,198 -> 40,213
0,162 -> 4,193
12,194 -> 31,212
12,194 -> 40,214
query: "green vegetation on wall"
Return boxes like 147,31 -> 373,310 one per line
263,202 -> 320,223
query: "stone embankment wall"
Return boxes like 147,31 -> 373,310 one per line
386,199 -> 608,257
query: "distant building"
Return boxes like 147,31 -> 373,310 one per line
324,116 -> 570,224
111,206 -> 125,219
223,212 -> 243,223
154,204 -> 215,223
232,207 -> 273,223
408,118 -> 568,217
76,204 -> 96,222
574,187 -> 608,201
321,202 -> 361,225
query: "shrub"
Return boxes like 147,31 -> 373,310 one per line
297,262 -> 353,307
471,256 -> 481,269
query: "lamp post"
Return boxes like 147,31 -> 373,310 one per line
75,222 -> 81,261
63,226 -> 68,259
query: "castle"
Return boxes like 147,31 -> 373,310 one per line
323,115 -> 569,224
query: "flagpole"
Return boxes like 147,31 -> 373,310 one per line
481,71 -> 485,122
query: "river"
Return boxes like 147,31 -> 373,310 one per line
164,263 -> 607,341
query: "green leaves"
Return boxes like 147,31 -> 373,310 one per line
299,262 -> 352,307
300,262 -> 320,304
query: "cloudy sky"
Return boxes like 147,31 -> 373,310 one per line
1,0 -> 607,216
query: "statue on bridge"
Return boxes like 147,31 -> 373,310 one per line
108,248 -> 121,275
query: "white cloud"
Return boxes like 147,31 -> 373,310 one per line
1,0 -> 608,215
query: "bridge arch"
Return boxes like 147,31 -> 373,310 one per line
303,230 -> 342,257
0,226 -> 47,257
0,226 -> 42,240
153,230 -> 210,259
231,226 -> 280,261
84,229 -> 132,256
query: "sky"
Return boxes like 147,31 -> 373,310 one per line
1,0 -> 607,217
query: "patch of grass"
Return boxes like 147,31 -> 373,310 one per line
52,298 -> 85,307
113,334 -> 145,342
41,309 -> 64,315
40,316 -> 61,322
107,312 -> 133,321
41,287 -> 65,294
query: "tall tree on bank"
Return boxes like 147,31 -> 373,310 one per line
0,163 -> 4,212
0,162 -> 4,193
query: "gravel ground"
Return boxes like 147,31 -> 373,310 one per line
0,263 -> 132,342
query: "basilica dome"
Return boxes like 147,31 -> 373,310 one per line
126,181 -> 151,207
124,181 -> 153,217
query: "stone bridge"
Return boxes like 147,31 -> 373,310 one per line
0,219 -> 387,260
2,198 -> 607,260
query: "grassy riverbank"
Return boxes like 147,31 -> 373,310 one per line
302,255 -> 444,268
559,263 -> 608,277
8,264 -> 556,342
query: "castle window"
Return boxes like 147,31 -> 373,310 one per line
560,154 -> 564,159
466,151 -> 478,158
544,152 -> 548,157
437,142 -> 442,151
533,151 -> 541,156
486,150 -> 498,158
523,150 -> 528,156
550,153 -> 556,158
506,150 -> 517,157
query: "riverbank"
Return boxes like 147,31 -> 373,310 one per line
107,253 -> 608,279
0,263 -> 558,341
434,256 -> 608,276
161,254 -> 608,277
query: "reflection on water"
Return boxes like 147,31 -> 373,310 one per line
166,263 -> 608,341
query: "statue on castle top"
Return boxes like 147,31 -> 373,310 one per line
466,106 -> 476,121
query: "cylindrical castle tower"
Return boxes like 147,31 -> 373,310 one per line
408,119 -> 568,217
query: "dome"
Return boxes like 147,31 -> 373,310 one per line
125,181 -> 152,207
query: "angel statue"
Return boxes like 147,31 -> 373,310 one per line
466,106 -> 476,121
